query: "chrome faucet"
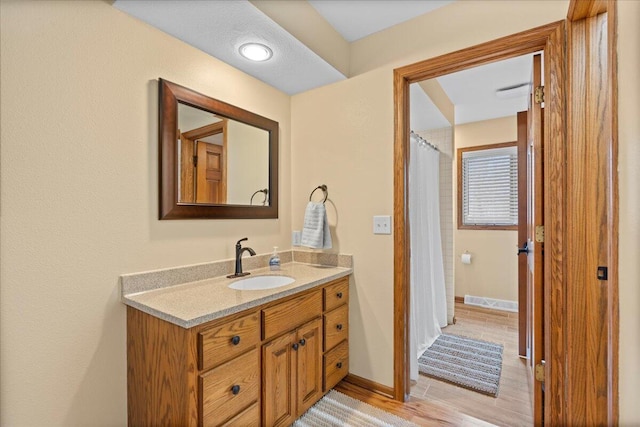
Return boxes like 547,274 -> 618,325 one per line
227,237 -> 256,278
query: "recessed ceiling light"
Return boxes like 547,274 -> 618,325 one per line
239,43 -> 273,62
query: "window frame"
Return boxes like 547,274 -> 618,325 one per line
457,141 -> 518,231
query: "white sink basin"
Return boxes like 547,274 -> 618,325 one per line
228,275 -> 295,291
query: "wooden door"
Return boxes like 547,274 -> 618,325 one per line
179,132 -> 196,203
516,111 -> 528,358
527,52 -> 544,426
262,330 -> 297,427
296,318 -> 323,415
196,142 -> 225,204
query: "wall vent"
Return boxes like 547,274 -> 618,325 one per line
463,295 -> 518,312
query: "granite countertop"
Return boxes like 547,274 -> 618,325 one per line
122,261 -> 352,329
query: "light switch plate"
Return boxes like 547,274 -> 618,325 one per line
373,215 -> 392,235
292,230 -> 302,246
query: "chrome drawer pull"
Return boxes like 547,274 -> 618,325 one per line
231,385 -> 240,395
231,335 -> 241,345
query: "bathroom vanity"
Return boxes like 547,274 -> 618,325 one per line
122,257 -> 351,427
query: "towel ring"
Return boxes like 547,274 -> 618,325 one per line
309,185 -> 328,203
250,189 -> 268,206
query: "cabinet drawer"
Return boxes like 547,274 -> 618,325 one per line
262,290 -> 322,341
199,312 -> 260,371
220,402 -> 259,427
323,340 -> 349,391
323,278 -> 349,311
200,349 -> 260,427
324,304 -> 348,351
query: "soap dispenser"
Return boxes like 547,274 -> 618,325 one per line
269,247 -> 281,271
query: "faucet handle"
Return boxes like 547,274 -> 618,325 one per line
236,237 -> 248,245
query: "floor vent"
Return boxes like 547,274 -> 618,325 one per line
463,295 -> 518,312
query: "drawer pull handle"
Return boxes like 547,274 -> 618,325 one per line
231,385 -> 240,395
231,335 -> 241,345
299,338 -> 306,346
336,324 -> 343,331
336,362 -> 343,369
337,292 -> 343,299
292,343 -> 299,351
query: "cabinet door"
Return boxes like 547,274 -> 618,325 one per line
262,330 -> 297,427
296,318 -> 323,415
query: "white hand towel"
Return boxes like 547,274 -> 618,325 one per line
300,202 -> 332,249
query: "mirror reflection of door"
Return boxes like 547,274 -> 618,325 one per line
178,120 -> 227,204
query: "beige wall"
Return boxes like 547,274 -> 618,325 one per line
3,0 -> 636,424
454,117 -> 519,302
226,120 -> 270,205
0,1 -> 291,425
617,0 -> 640,423
292,3 -> 567,388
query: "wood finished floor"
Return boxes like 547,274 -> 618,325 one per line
410,302 -> 533,427
336,302 -> 532,426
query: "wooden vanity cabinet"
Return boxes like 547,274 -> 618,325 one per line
262,318 -> 323,427
127,276 -> 349,427
322,277 -> 349,391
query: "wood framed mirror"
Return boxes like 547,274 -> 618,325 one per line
159,79 -> 278,219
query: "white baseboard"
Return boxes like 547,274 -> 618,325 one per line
463,294 -> 518,312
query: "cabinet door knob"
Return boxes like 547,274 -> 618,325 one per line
231,385 -> 240,395
336,362 -> 343,369
231,335 -> 241,345
292,343 -> 299,351
336,292 -> 343,298
336,324 -> 343,331
299,338 -> 306,346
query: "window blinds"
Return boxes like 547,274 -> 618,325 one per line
461,146 -> 518,226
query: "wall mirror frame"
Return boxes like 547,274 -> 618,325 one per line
159,79 -> 279,219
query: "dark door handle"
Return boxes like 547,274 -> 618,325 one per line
231,385 -> 240,395
336,362 -> 343,369
231,335 -> 241,345
292,343 -> 299,351
336,324 -> 343,331
299,338 -> 306,346
517,242 -> 529,255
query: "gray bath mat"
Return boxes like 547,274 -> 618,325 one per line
293,389 -> 418,427
418,333 -> 503,397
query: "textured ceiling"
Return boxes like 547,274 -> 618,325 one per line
308,0 -> 455,42
113,0 -> 535,126
112,0 -> 345,95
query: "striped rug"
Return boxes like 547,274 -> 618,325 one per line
293,390 -> 418,427
418,333 -> 503,397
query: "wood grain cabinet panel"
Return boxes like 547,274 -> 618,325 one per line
199,312 -> 260,371
324,304 -> 349,352
324,340 -> 349,391
262,290 -> 322,341
262,330 -> 297,427
200,349 -> 260,427
296,318 -> 323,416
323,278 -> 349,312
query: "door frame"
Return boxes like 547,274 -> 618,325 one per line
393,2 -> 618,423
393,19 -> 566,403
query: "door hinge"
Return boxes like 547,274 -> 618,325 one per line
535,361 -> 545,382
193,155 -> 198,167
534,85 -> 545,104
535,225 -> 544,243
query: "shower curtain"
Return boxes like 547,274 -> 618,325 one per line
409,133 -> 448,381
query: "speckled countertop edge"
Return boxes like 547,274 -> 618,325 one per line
121,257 -> 352,329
